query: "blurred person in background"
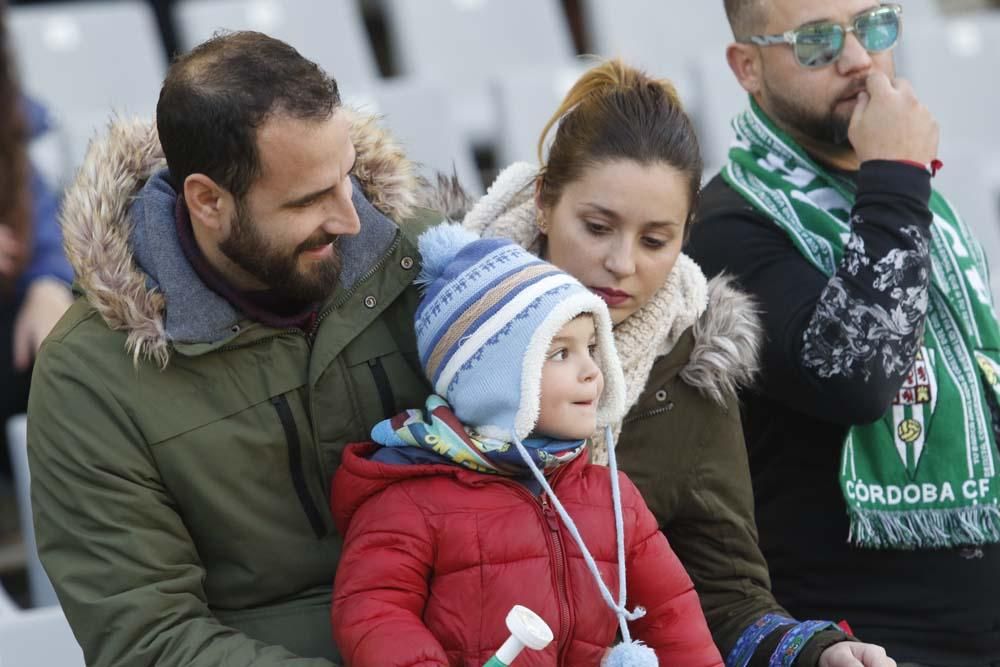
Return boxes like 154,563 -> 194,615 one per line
27,30 -> 443,666
688,2 -> 1000,665
0,0 -> 72,478
459,58 -> 895,667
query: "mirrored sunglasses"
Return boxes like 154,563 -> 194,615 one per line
740,3 -> 902,69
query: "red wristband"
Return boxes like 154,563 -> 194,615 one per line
897,159 -> 943,177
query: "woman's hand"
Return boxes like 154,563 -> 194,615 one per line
819,641 -> 897,667
13,277 -> 74,370
0,226 -> 23,279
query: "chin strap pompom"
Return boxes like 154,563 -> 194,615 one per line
602,640 -> 659,667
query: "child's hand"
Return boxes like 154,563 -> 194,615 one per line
819,641 -> 897,667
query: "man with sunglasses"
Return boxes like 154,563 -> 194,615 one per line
689,2 -> 1000,666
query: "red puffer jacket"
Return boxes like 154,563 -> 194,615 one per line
331,443 -> 723,667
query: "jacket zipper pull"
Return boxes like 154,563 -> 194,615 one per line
540,494 -> 560,532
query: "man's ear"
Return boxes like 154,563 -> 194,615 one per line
727,42 -> 763,95
183,174 -> 231,234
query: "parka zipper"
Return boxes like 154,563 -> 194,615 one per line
216,233 -> 409,540
367,357 -> 396,418
622,403 -> 673,425
271,395 -> 326,539
217,329 -> 301,354
540,493 -> 573,664
306,233 -> 404,342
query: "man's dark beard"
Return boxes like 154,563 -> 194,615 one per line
219,201 -> 342,303
763,78 -> 854,146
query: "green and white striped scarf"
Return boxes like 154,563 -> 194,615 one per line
724,98 -> 1000,549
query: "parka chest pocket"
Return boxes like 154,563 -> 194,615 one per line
326,318 -> 430,440
132,344 -> 329,546
137,341 -> 308,447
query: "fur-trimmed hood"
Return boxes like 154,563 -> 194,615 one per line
458,162 -> 761,410
59,108 -> 425,366
686,274 -> 760,405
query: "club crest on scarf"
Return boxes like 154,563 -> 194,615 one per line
892,347 -> 937,478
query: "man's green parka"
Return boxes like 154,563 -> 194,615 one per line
28,112 -> 438,666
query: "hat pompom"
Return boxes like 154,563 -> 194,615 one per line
415,223 -> 481,290
602,640 -> 658,666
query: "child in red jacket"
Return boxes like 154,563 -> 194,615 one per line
331,225 -> 723,667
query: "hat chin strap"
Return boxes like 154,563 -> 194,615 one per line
511,425 -> 646,639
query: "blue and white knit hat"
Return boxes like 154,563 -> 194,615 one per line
414,224 -> 625,441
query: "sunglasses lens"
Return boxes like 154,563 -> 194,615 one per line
857,7 -> 900,52
794,24 -> 845,68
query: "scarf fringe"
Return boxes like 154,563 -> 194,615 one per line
848,505 -> 1000,549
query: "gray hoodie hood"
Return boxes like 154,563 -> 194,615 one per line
60,109 -> 425,367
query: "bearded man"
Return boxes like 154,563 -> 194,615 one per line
689,2 -> 1000,666
28,31 -> 438,667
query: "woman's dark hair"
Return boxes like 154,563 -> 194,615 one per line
0,0 -> 31,285
156,30 -> 340,201
537,59 -> 702,227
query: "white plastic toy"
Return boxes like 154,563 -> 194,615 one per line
483,605 -> 554,666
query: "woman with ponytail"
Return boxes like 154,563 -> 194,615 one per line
461,59 -> 889,667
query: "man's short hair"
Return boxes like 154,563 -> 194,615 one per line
156,31 -> 340,200
724,0 -> 768,39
